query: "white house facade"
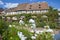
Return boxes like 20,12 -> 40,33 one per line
4,2 -> 49,15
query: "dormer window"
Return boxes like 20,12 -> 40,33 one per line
29,8 -> 31,9
39,4 -> 41,6
39,7 -> 41,8
30,5 -> 32,7
29,5 -> 32,9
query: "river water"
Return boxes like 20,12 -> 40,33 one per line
54,33 -> 60,40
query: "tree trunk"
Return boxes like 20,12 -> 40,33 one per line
0,35 -> 2,40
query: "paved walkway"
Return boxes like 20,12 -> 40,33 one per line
14,26 -> 60,34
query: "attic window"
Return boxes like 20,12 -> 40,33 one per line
29,8 -> 31,9
39,7 -> 41,8
39,4 -> 41,6
29,5 -> 32,9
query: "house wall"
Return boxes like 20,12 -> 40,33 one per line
6,12 -> 17,15
5,10 -> 48,15
21,11 -> 27,13
58,13 -> 60,26
58,13 -> 60,15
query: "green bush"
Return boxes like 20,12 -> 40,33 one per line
36,32 -> 53,40
5,13 -> 58,28
19,29 -> 33,40
0,19 -> 9,35
3,27 -> 20,40
49,22 -> 57,29
39,22 -> 46,27
0,19 -> 9,40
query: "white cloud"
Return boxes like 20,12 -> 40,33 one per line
0,0 -> 4,5
58,9 -> 60,11
4,3 -> 19,9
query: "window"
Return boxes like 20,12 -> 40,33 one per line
39,4 -> 41,6
29,5 -> 32,9
39,7 -> 40,8
39,4 -> 41,8
29,8 -> 31,9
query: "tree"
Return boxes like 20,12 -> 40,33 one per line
36,32 -> 53,40
46,6 -> 58,22
0,19 -> 9,40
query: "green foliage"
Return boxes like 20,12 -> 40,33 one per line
49,22 -> 57,29
36,32 -> 53,40
0,16 -> 2,19
5,7 -> 58,28
0,19 -> 9,40
0,19 -> 20,40
3,27 -> 20,40
19,29 -> 32,40
39,22 -> 46,27
0,19 -> 9,35
47,6 -> 58,21
7,13 -> 58,28
11,22 -> 20,26
2,24 -> 32,40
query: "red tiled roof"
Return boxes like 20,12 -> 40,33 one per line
5,2 -> 49,12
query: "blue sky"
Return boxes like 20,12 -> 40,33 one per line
0,0 -> 60,10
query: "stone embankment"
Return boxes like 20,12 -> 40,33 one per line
53,29 -> 60,34
29,28 -> 60,34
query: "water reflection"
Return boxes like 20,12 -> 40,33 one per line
54,32 -> 60,40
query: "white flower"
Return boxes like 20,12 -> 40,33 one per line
9,25 -> 12,27
39,31 -> 43,34
19,20 -> 24,25
35,30 -> 43,34
31,36 -> 36,39
25,24 -> 28,27
30,30 -> 34,33
17,32 -> 27,40
18,32 -> 23,38
44,25 -> 50,29
10,37 -> 13,39
21,36 -> 27,40
46,29 -> 53,32
12,25 -> 15,27
12,17 -> 17,20
29,19 -> 35,24
35,30 -> 40,34
35,34 -> 37,37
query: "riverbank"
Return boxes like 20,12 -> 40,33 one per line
53,29 -> 60,34
14,26 -> 60,34
28,27 -> 60,34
